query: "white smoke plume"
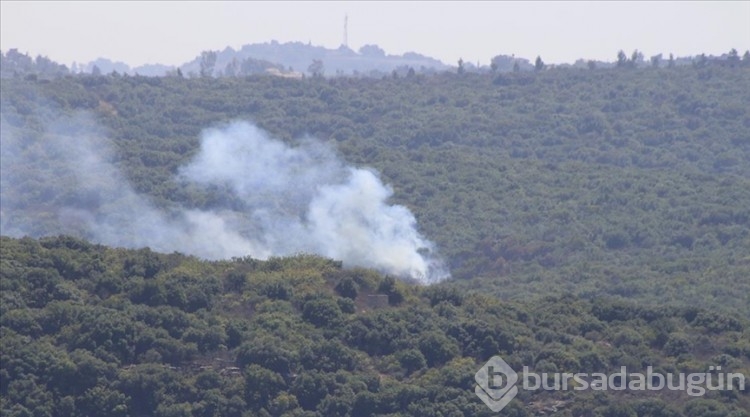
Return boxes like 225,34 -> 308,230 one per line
0,112 -> 448,284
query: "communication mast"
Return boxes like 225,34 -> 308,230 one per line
343,14 -> 349,48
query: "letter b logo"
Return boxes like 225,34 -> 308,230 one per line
475,356 -> 519,412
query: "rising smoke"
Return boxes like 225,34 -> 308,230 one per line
0,110 -> 448,284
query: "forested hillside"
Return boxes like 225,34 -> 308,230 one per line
1,236 -> 748,416
2,63 -> 749,315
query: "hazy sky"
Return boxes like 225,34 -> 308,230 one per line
2,1 -> 748,67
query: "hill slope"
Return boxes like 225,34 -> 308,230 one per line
2,64 -> 749,316
1,236 -> 748,416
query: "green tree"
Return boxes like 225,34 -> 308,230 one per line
199,51 -> 217,77
534,56 -> 545,71
237,339 -> 297,374
244,364 -> 286,410
223,57 -> 240,77
727,48 -> 740,67
617,50 -> 628,68
396,349 -> 427,374
418,331 -> 459,367
300,339 -> 357,372
291,371 -> 332,410
308,59 -> 325,77
378,276 -> 405,305
302,298 -> 343,328
630,49 -> 643,67
334,277 -> 358,299
77,386 -> 129,417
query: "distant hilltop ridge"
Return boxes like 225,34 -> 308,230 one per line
2,41 -> 747,78
180,41 -> 452,78
64,41 -> 450,78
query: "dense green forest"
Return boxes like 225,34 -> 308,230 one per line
2,56 -> 750,415
2,62 -> 749,312
1,236 -> 748,416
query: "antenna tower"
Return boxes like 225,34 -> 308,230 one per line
343,14 -> 349,48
